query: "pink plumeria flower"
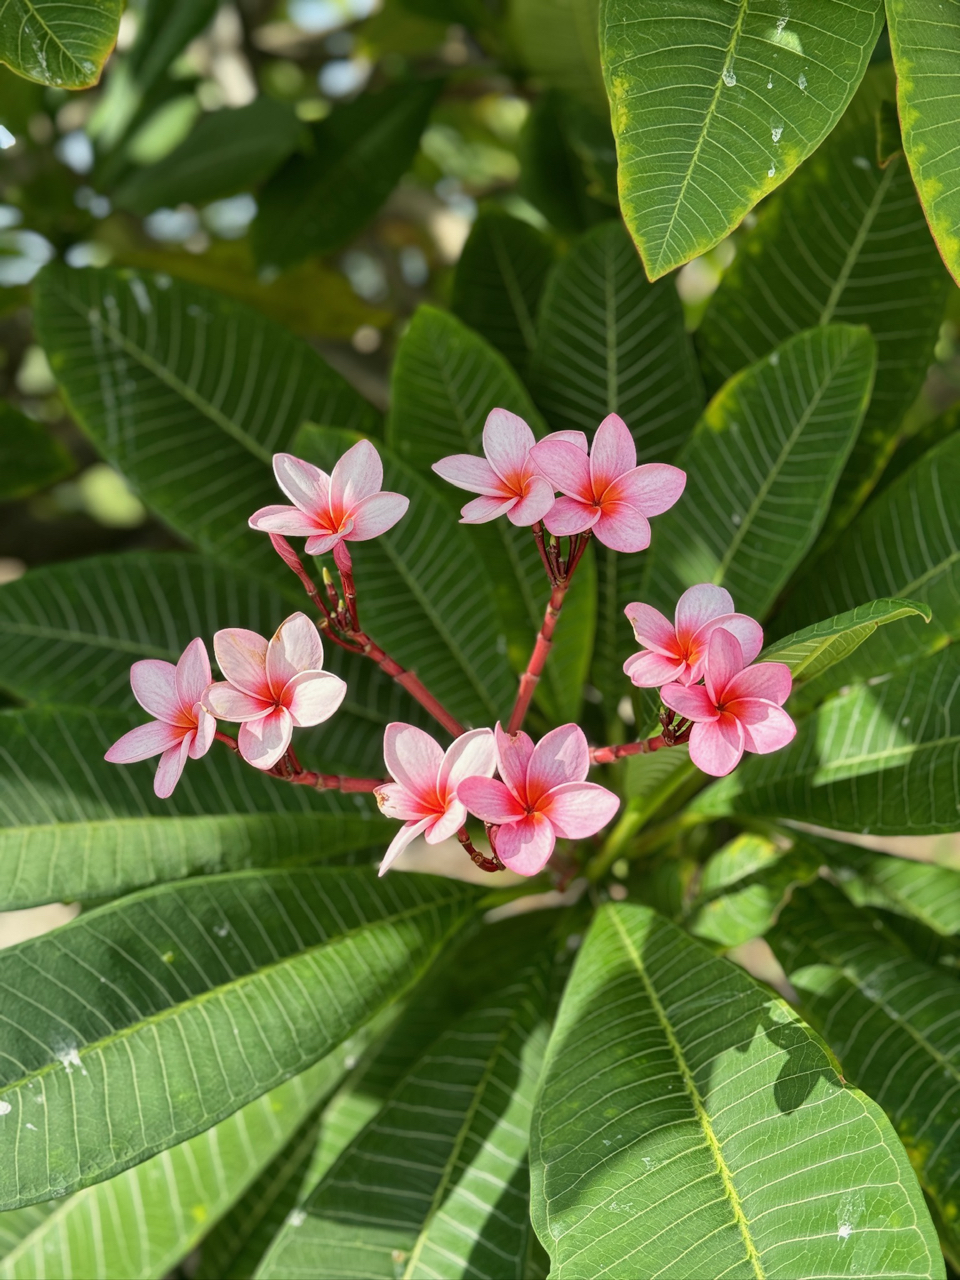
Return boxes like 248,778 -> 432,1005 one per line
105,638 -> 216,799
374,724 -> 497,875
203,613 -> 347,771
660,629 -> 795,778
529,412 -> 686,551
457,723 -> 620,876
623,584 -> 763,688
249,440 -> 409,555
431,408 -> 562,527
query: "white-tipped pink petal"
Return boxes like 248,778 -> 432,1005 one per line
424,801 -> 468,845
494,724 -> 535,801
213,628 -> 270,699
507,476 -> 555,527
189,706 -> 217,758
689,715 -> 744,777
725,660 -> 792,706
432,454 -> 505,496
105,719 -> 185,764
527,724 -> 590,802
457,775 -> 526,824
543,496 -> 599,538
305,531 -> 344,555
283,670 -> 347,727
154,735 -> 193,798
674,584 -> 735,641
383,723 -> 444,799
623,650 -> 686,688
593,503 -> 651,553
176,638 -> 212,710
459,494 -> 517,523
529,438 -> 592,499
611,463 -> 686,516
624,602 -> 679,656
660,681 -> 718,723
330,438 -> 383,510
542,781 -> 620,839
590,414 -> 636,492
266,613 -> 324,693
547,430 -> 589,453
494,813 -> 555,876
238,707 -> 293,770
736,701 -> 797,755
203,682 -> 269,722
375,782 -> 427,822
248,505 -> 320,536
693,614 -> 764,671
482,408 -> 535,481
129,660 -> 181,723
348,490 -> 410,540
440,728 -> 497,797
703,628 -> 746,703
273,453 -> 329,514
378,816 -> 432,877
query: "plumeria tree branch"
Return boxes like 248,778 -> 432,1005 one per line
214,730 -> 383,791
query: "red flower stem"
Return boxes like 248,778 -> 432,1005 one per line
507,581 -> 568,734
457,827 -> 503,873
589,735 -> 666,765
269,535 -> 332,620
334,542 -> 360,630
532,522 -> 556,584
215,730 -> 382,790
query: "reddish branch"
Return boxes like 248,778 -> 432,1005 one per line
457,826 -> 504,873
215,732 -> 384,792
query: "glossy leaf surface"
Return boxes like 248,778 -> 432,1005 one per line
0,0 -> 122,88
0,402 -> 72,501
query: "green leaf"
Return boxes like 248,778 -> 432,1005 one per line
126,0 -> 217,99
773,432 -> 960,693
0,867 -> 477,1209
450,210 -> 555,377
256,956 -> 552,1279
770,879 -> 960,1264
295,425 -> 516,728
0,402 -> 72,500
697,68 -> 949,545
518,91 -> 617,234
33,265 -> 379,576
695,644 -> 960,835
252,80 -> 441,271
887,0 -> 960,285
509,0 -> 606,112
530,900 -> 941,1278
0,1053 -> 352,1280
112,99 -> 305,215
0,0 -> 122,88
384,306 -> 593,724
642,325 -> 877,621
602,1 -> 885,279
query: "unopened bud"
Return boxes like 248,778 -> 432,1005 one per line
322,567 -> 334,586
269,533 -> 304,573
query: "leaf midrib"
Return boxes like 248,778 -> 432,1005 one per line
4,0 -> 95,79
818,161 -> 899,325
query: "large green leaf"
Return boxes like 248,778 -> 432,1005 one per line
33,265 -> 379,576
252,81 -> 441,271
530,900 -> 941,1278
257,955 -> 552,1279
0,867 -> 477,1209
642,324 -> 877,621
0,402 -> 72,501
0,1052 -> 353,1280
0,0 -> 122,88
695,643 -> 960,835
518,90 -> 616,234
697,68 -> 949,542
384,307 -> 594,725
509,0 -> 606,112
887,0 -> 960,285
450,210 -> 555,377
770,879 -> 960,1264
601,0 -> 885,279
774,433 -> 960,699
112,99 -> 304,215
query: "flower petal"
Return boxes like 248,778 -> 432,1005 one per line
733,700 -> 797,755
238,707 -> 293,770
330,438 -> 383,510
459,494 -> 517,524
549,430 -> 589,452
494,723 -> 535,801
203,682 -> 270,722
623,602 -> 678,656
304,531 -> 344,555
590,413 -> 636,492
689,714 -> 744,777
609,463 -> 686,516
347,491 -> 410,541
529,438 -> 592,500
660,681 -> 718,722
266,612 -> 325,693
725,660 -> 792,706
432,454 -> 505,496
593,502 -> 651,552
176,637 -> 212,710
494,814 -> 555,876
375,782 -> 428,822
456,776 -> 525,824
154,735 -> 193,798
623,650 -> 687,688
424,800 -> 467,845
674,584 -> 734,642
378,816 -> 432,877
189,706 -> 217,759
283,669 -> 347,727
691,615 -> 764,676
105,719 -> 184,764
129,659 -> 180,722
440,728 -> 498,799
213,628 -> 270,698
527,723 -> 590,802
383,722 -> 444,799
542,781 -> 620,838
703,628 -> 746,704
482,408 -> 536,483
273,453 -> 329,515
507,475 -> 555,527
248,504 -> 320,536
543,496 -> 599,537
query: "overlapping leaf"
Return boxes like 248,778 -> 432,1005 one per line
642,324 -> 876,621
0,402 -> 72,501
0,867 -> 477,1209
530,900 -> 940,1277
601,0 -> 885,278
0,0 -> 122,88
509,0 -> 606,111
518,91 -> 616,234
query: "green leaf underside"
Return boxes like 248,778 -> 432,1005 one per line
257,959 -> 551,1279
0,867 -> 477,1209
697,67 -> 949,544
33,265 -> 379,576
384,307 -> 594,724
601,0 -> 885,279
252,80 -> 441,270
450,210 -> 555,376
695,643 -> 960,835
687,848 -> 820,949
0,1053 -> 352,1280
771,880 -> 960,1261
0,0 -> 122,88
774,432 -> 960,696
531,900 -> 941,1278
642,324 -> 877,622
295,425 -> 516,728
887,0 -> 960,285
0,402 -> 72,501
